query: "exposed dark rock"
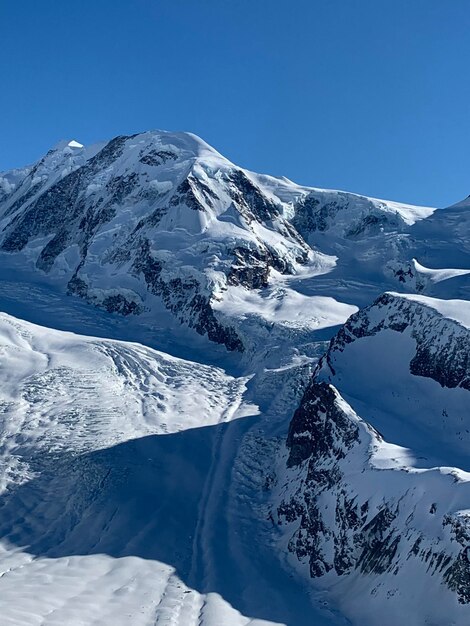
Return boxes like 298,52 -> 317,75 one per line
228,246 -> 273,289
101,294 -> 142,316
133,239 -> 244,352
278,298 -> 470,606
287,382 -> 360,467
443,515 -> 470,604
36,230 -> 70,272
1,169 -> 88,252
67,275 -> 89,298
4,183 -> 42,218
226,170 -> 280,223
410,335 -> 470,390
358,507 -> 400,574
291,194 -> 331,235
105,173 -> 139,205
87,135 -> 132,171
170,176 -> 208,212
139,149 -> 177,167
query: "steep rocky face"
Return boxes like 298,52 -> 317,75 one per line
279,382 -> 392,579
131,238 -> 243,351
312,292 -> 470,463
275,295 -> 470,625
285,382 -> 360,469
292,190 -> 404,240
277,381 -> 470,622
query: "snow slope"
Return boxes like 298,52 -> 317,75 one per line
412,258 -> 470,285
0,312 -> 347,626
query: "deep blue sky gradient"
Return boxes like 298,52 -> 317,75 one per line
1,0 -> 470,207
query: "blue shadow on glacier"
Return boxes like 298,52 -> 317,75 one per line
0,417 -> 343,626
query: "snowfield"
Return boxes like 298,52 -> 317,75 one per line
0,313 -> 347,626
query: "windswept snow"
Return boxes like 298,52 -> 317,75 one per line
0,129 -> 468,626
214,284 -> 358,330
412,258 -> 470,284
392,291 -> 470,328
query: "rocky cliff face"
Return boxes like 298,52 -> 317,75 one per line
275,294 -> 470,626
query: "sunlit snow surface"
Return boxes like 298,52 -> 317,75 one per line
0,312 -> 348,626
395,291 -> 470,328
412,258 -> 470,285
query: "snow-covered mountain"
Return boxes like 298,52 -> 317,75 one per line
276,293 -> 470,625
0,132 -> 316,353
0,130 -> 469,625
3,130 -> 466,357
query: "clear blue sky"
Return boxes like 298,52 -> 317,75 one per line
1,0 -> 470,207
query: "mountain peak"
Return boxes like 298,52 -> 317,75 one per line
50,138 -> 85,152
117,129 -> 232,168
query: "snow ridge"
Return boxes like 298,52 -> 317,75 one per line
276,293 -> 470,625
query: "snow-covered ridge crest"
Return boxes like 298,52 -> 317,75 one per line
315,292 -> 470,464
275,293 -> 470,625
321,292 -> 470,392
390,291 -> 470,329
276,381 -> 470,626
